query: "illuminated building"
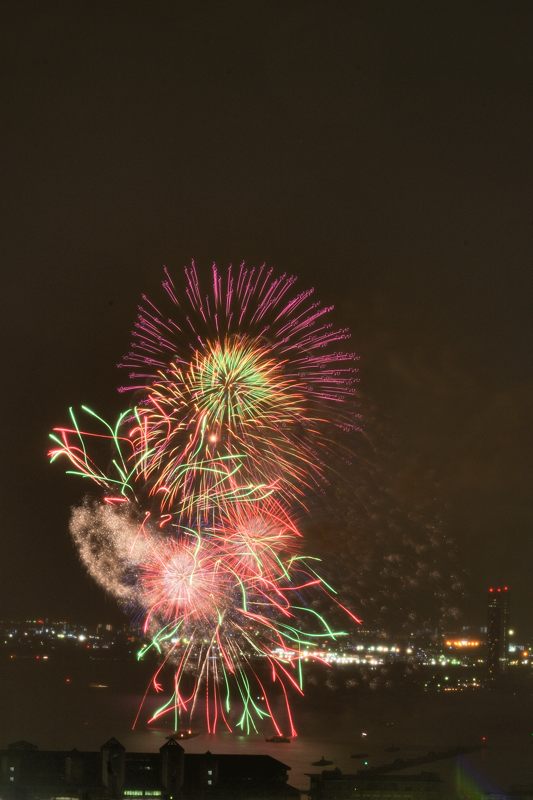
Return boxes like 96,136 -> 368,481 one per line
487,585 -> 510,676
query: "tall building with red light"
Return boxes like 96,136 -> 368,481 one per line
487,585 -> 510,676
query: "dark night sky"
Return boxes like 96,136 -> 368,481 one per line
1,2 -> 533,631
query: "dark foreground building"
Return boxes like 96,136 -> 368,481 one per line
0,738 -> 299,800
307,769 -> 441,800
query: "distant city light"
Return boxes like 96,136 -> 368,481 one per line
445,639 -> 481,649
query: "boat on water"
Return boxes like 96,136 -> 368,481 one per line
311,756 -> 333,767
265,735 -> 291,743
174,730 -> 199,740
150,730 -> 199,740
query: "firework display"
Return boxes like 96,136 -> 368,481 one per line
49,262 -> 359,735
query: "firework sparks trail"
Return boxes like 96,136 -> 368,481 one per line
49,262 -> 360,735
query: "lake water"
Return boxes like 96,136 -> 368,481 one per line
3,658 -> 533,794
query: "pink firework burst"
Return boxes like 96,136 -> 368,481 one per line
119,262 -> 359,511
140,535 -> 229,627
210,498 -> 302,584
120,262 -> 358,411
